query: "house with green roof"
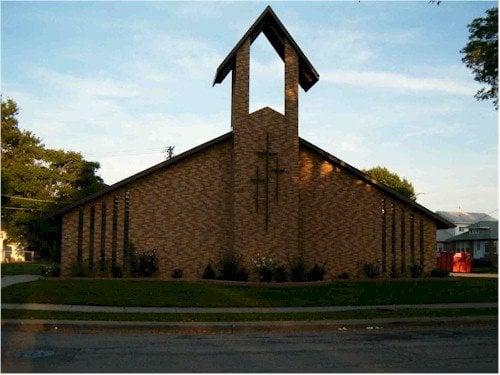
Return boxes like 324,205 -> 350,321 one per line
444,220 -> 498,264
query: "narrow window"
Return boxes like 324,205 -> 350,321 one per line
100,201 -> 106,272
400,209 -> 406,273
419,217 -> 424,267
77,208 -> 84,263
112,195 -> 118,269
88,206 -> 95,270
381,197 -> 386,272
123,191 -> 130,271
410,212 -> 415,265
391,203 -> 396,275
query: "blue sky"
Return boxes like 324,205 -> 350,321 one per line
1,1 -> 497,216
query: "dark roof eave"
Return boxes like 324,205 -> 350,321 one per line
45,132 -> 234,219
298,138 -> 455,229
47,131 -> 454,230
212,6 -> 319,92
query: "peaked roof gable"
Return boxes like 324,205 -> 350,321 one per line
213,6 -> 319,92
47,131 -> 453,229
444,220 -> 498,243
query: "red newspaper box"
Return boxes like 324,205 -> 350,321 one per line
453,251 -> 472,273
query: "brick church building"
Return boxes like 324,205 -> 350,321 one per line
54,7 -> 452,279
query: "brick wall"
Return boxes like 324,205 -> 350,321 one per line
60,34 -> 439,280
61,140 -> 233,278
298,148 -> 437,278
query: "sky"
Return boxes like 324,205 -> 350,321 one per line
1,1 -> 498,216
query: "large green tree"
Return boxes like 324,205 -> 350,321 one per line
461,7 -> 498,109
1,98 -> 105,259
363,166 -> 417,201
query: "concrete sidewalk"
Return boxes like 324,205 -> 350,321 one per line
1,275 -> 40,288
2,302 -> 497,314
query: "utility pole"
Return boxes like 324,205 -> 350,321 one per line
163,146 -> 175,160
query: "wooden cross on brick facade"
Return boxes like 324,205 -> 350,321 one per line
250,133 -> 286,230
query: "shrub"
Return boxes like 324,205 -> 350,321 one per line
40,263 -> 60,277
337,272 -> 350,280
274,265 -> 289,282
389,270 -> 399,279
202,264 -> 216,279
289,257 -> 307,282
69,261 -> 91,277
363,263 -> 381,279
254,255 -> 276,282
430,268 -> 449,277
131,250 -> 158,277
217,251 -> 248,281
111,265 -> 122,278
307,264 -> 327,281
409,264 -> 424,278
171,268 -> 183,279
235,267 -> 249,282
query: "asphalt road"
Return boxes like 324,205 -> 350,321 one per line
1,323 -> 497,372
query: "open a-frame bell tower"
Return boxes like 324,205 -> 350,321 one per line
213,6 -> 319,262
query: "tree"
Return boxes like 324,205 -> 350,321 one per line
461,7 -> 498,109
1,98 -> 105,259
363,166 -> 417,201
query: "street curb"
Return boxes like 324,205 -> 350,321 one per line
2,302 -> 497,314
2,316 -> 497,334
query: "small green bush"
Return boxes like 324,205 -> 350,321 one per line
363,263 -> 381,279
273,265 -> 289,282
171,268 -> 183,279
289,257 -> 307,282
40,263 -> 60,277
202,264 -> 216,279
430,268 -> 449,277
69,261 -> 91,277
111,265 -> 122,278
254,255 -> 275,282
131,250 -> 158,277
217,251 -> 249,281
307,264 -> 327,281
410,264 -> 424,278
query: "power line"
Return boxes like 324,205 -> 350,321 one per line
2,206 -> 44,211
1,195 -> 56,203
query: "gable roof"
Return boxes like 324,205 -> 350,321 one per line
444,220 -> 498,243
47,131 -> 453,229
434,211 -> 496,225
46,132 -> 233,218
212,6 -> 319,92
299,139 -> 453,229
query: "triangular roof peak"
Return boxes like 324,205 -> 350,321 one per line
213,6 -> 319,92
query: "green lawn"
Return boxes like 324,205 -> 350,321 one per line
1,261 -> 47,276
1,278 -> 497,307
1,307 -> 496,322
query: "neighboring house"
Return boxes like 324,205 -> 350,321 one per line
435,211 -> 496,251
443,221 -> 498,264
0,230 -> 31,263
49,7 -> 453,280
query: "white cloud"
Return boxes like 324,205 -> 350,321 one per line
322,69 -> 478,96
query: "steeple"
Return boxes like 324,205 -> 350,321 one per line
213,6 -> 319,92
213,7 -> 319,265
